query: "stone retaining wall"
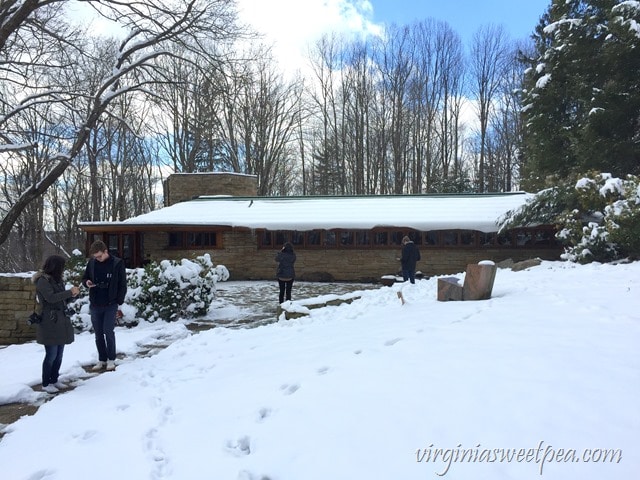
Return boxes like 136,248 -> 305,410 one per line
0,275 -> 37,345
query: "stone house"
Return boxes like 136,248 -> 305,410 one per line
78,173 -> 561,281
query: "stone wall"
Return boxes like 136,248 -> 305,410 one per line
163,173 -> 258,206
0,275 -> 37,345
141,229 -> 561,281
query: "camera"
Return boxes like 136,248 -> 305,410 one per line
27,312 -> 42,325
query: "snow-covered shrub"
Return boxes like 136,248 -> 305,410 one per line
64,249 -> 91,330
64,251 -> 229,328
605,182 -> 640,258
129,254 -> 229,322
499,171 -> 640,263
64,249 -> 88,285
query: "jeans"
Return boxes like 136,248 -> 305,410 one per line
402,269 -> 416,284
278,279 -> 294,303
91,304 -> 118,361
43,345 -> 64,386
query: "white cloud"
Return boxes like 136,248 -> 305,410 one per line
236,0 -> 383,75
66,1 -> 125,38
65,1 -> 383,76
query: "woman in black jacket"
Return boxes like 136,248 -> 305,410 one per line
275,242 -> 296,303
32,255 -> 79,393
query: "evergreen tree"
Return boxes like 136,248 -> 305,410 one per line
520,0 -> 640,189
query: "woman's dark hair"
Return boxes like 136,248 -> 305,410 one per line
282,242 -> 294,253
41,255 -> 67,283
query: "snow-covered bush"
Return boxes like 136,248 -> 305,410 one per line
130,254 -> 229,322
499,172 -> 640,263
64,248 -> 88,285
65,251 -> 229,328
64,249 -> 92,330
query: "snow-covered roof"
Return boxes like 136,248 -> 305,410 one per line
80,193 -> 534,233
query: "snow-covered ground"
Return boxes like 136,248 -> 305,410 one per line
0,260 -> 638,480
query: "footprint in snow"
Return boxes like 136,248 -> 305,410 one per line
316,366 -> 330,375
72,430 -> 99,442
237,470 -> 272,480
226,435 -> 251,456
145,427 -> 171,478
280,383 -> 300,395
384,337 -> 402,346
257,407 -> 271,422
25,469 -> 56,480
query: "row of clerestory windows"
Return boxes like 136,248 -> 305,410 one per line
257,227 -> 559,249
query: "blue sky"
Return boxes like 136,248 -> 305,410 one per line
368,0 -> 551,42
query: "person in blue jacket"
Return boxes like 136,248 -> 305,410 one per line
275,242 -> 296,303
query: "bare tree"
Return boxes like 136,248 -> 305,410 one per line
469,24 -> 510,192
234,57 -> 303,195
487,43 -> 526,191
0,0 -> 240,245
307,34 -> 346,195
409,19 -> 466,192
378,25 -> 415,194
150,42 -> 237,174
340,40 -> 375,194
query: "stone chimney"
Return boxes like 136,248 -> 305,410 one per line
163,172 -> 258,206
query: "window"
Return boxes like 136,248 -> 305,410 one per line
108,234 -> 118,252
373,231 -> 388,246
390,231 -> 404,246
275,231 -> 288,246
324,231 -> 336,247
516,231 -> 533,246
497,231 -> 514,247
168,232 -> 184,247
261,230 -> 272,246
291,231 -> 305,246
306,230 -> 322,246
340,231 -> 354,246
167,231 -> 219,249
424,231 -> 439,246
356,231 -> 370,247
442,231 -> 458,246
479,232 -> 496,247
460,231 -> 476,246
188,232 -> 217,247
408,231 -> 423,245
534,231 -> 552,245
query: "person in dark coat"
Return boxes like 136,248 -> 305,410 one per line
32,255 -> 80,393
400,235 -> 421,284
275,242 -> 296,303
82,240 -> 127,372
